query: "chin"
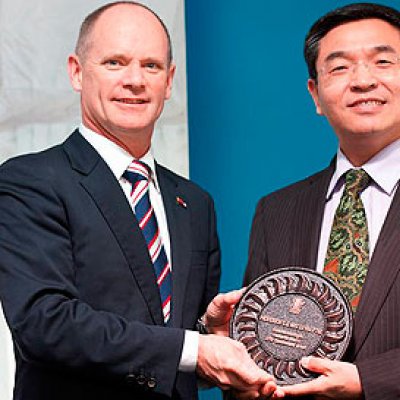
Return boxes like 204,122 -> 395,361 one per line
111,119 -> 152,133
343,123 -> 386,136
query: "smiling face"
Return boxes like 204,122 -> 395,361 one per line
308,19 -> 400,164
68,4 -> 175,156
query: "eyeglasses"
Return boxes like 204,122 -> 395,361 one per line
318,53 -> 400,82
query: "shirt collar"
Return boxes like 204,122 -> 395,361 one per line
327,138 -> 400,199
79,124 -> 160,191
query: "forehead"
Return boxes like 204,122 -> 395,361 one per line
88,5 -> 169,59
317,18 -> 400,63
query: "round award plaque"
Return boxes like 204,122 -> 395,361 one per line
230,267 -> 353,385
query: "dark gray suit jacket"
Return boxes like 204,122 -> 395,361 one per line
0,130 -> 221,400
244,163 -> 400,400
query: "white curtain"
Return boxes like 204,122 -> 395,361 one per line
0,1 -> 188,398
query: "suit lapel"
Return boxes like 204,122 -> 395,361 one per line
63,131 -> 164,325
353,186 -> 400,355
289,166 -> 334,269
157,165 -> 191,328
289,162 -> 400,357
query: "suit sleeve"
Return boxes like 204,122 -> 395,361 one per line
202,196 -> 221,313
356,347 -> 400,399
244,193 -> 400,399
243,198 -> 269,286
0,159 -> 184,397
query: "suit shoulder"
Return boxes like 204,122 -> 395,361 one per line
259,166 -> 332,207
157,164 -> 214,201
0,141 -> 67,183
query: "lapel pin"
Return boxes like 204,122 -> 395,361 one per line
176,196 -> 187,208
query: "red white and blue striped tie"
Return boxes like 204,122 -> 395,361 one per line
123,160 -> 172,324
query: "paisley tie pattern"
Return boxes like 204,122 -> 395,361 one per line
324,169 -> 370,312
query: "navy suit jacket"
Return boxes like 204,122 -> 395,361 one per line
0,130 -> 220,400
243,163 -> 400,400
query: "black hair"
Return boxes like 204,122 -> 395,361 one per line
304,2 -> 400,80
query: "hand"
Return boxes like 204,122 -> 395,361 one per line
281,356 -> 362,399
197,333 -> 278,398
203,288 -> 246,336
232,383 -> 285,400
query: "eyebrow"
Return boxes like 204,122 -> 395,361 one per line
141,57 -> 167,65
100,53 -> 128,61
100,54 -> 167,65
323,45 -> 398,64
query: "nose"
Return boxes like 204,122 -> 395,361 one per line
349,61 -> 378,92
122,63 -> 145,89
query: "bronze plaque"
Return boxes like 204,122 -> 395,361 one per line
230,267 -> 353,385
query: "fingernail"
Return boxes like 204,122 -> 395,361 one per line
301,356 -> 311,368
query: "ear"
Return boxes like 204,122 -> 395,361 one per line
307,78 -> 323,115
67,54 -> 83,93
164,63 -> 176,100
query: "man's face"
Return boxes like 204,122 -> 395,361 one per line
68,5 -> 175,147
308,19 -> 400,151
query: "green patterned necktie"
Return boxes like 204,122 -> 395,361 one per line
324,169 -> 370,312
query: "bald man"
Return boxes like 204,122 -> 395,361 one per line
0,2 -> 276,400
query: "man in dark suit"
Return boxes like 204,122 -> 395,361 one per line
0,2 -> 277,400
243,3 -> 400,400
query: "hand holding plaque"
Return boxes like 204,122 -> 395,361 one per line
230,267 -> 353,385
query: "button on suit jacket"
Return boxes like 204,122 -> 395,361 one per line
0,130 -> 221,400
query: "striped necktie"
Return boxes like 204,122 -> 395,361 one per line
123,160 -> 172,324
324,168 -> 370,312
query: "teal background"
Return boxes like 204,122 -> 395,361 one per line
184,1 -> 399,399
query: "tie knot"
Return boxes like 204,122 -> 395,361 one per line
345,168 -> 370,195
123,160 -> 151,185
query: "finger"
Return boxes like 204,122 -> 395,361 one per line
260,381 -> 278,397
232,388 -> 262,400
271,387 -> 285,399
212,288 -> 246,310
301,356 -> 333,374
280,376 -> 325,397
235,363 -> 276,388
215,359 -> 273,391
221,354 -> 275,390
221,372 -> 266,393
206,289 -> 247,327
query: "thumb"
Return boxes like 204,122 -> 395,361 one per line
208,288 -> 246,315
301,356 -> 332,374
220,287 -> 246,307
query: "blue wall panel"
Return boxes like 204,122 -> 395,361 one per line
185,1 -> 399,399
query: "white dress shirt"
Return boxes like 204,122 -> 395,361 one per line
79,124 -> 198,372
316,139 -> 400,273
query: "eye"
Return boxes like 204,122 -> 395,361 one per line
104,59 -> 122,68
329,64 -> 349,74
375,58 -> 396,67
143,61 -> 163,72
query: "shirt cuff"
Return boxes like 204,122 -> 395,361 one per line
178,330 -> 199,372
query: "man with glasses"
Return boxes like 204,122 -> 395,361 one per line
243,3 -> 400,399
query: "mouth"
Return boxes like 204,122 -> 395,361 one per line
114,98 -> 149,105
348,98 -> 386,108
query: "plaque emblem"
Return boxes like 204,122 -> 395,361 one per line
289,297 -> 306,315
230,267 -> 353,385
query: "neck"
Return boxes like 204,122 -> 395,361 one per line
339,132 -> 400,167
85,123 -> 153,158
